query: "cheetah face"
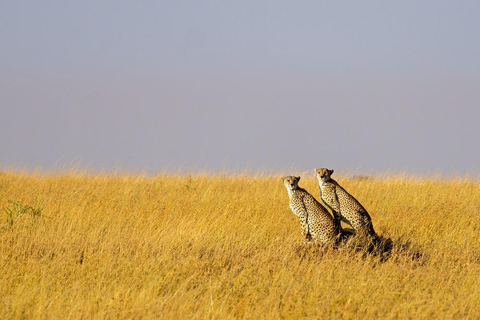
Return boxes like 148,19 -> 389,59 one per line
282,176 -> 300,192
314,168 -> 334,182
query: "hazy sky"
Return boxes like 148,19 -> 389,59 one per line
1,1 -> 480,175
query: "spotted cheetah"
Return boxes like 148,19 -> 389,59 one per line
282,176 -> 341,245
314,168 -> 378,240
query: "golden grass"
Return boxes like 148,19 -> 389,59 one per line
1,171 -> 480,319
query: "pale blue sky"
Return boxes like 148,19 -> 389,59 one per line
1,1 -> 479,175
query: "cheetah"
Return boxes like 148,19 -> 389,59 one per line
314,168 -> 378,240
282,176 -> 341,246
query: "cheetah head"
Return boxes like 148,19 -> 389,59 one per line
314,168 -> 334,182
282,176 -> 300,193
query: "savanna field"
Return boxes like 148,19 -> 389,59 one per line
1,171 -> 480,319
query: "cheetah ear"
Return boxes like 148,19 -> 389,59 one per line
328,169 -> 334,176
295,176 -> 301,182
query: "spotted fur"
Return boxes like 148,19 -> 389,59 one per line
314,168 -> 378,240
282,176 -> 341,245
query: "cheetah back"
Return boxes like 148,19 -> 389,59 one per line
320,180 -> 376,237
290,188 -> 340,244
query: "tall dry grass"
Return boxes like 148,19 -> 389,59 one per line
1,171 -> 480,319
